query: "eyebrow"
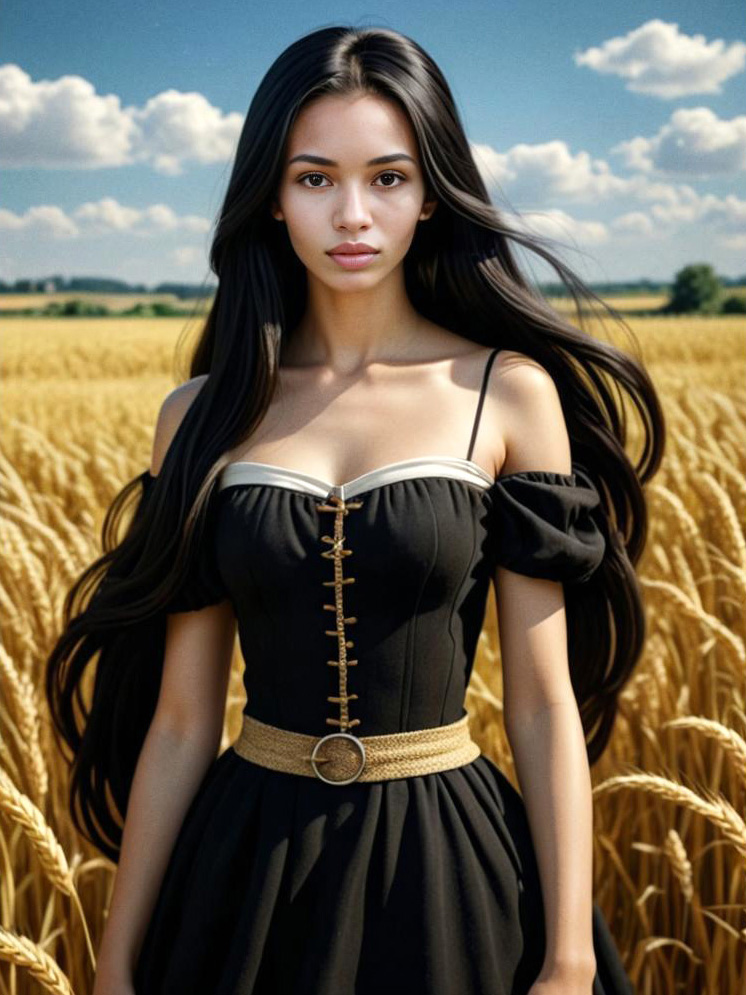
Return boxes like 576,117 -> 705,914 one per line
287,153 -> 417,167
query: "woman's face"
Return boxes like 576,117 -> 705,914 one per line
271,93 -> 437,289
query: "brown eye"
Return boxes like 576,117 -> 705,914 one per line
296,171 -> 406,189
297,172 -> 330,188
373,171 -> 406,187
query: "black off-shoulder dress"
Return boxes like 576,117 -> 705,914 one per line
132,348 -> 633,995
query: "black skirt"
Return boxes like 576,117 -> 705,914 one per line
133,745 -> 632,995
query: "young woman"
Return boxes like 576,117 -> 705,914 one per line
46,24 -> 664,995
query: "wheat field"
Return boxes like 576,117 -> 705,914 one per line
1,311 -> 744,993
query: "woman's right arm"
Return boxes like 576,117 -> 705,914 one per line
93,377 -> 237,990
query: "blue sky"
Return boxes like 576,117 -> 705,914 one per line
1,0 -> 744,285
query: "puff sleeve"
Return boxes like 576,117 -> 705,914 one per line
490,463 -> 606,584
140,470 -> 229,613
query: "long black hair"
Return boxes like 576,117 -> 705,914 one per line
45,24 -> 665,863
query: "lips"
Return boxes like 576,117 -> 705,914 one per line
327,247 -> 379,270
327,243 -> 379,255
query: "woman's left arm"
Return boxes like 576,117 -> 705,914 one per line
495,565 -> 597,986
489,353 -> 597,988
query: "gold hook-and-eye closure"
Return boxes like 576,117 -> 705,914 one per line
317,494 -> 364,736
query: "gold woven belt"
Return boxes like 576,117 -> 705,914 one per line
231,711 -> 482,785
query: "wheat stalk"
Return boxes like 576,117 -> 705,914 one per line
0,644 -> 48,803
0,926 -> 75,994
663,829 -> 694,902
641,579 -> 745,667
593,773 -> 746,859
0,768 -> 98,970
0,767 -> 74,896
662,716 -> 746,784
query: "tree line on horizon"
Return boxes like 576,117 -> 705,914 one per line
1,264 -> 744,316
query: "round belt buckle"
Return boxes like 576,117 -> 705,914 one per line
310,732 -> 366,785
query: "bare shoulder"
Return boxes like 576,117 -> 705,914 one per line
150,374 -> 210,476
492,348 -> 558,399
488,349 -> 572,476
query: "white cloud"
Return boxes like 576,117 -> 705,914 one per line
0,64 -> 243,174
130,89 -> 243,176
0,204 -> 78,238
608,191 -> 746,243
470,134 -> 746,251
513,208 -> 609,246
721,233 -> 746,251
172,246 -> 205,267
574,19 -> 746,98
610,212 -> 658,237
0,64 -> 136,169
0,197 -> 211,237
611,107 -> 746,177
471,138 -> 708,210
649,191 -> 746,234
472,140 -> 627,206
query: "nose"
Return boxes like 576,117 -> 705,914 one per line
333,182 -> 372,230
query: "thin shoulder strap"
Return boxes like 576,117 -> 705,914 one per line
465,348 -> 500,462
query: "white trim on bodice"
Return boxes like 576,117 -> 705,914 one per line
218,456 -> 495,500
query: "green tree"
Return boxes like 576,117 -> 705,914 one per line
664,264 -> 722,314
721,294 -> 746,314
61,299 -> 109,316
